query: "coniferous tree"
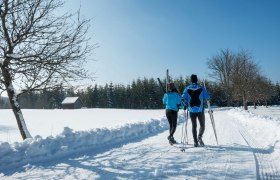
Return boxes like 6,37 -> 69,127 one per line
276,82 -> 280,105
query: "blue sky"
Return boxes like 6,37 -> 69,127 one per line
64,0 -> 280,85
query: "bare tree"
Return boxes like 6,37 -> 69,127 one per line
231,50 -> 260,110
0,0 -> 93,140
207,49 -> 235,106
207,49 -> 267,110
252,76 -> 274,108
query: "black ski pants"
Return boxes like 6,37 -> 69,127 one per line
165,109 -> 178,138
190,112 -> 205,143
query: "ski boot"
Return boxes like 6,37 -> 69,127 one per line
168,136 -> 173,145
170,136 -> 177,144
168,136 -> 176,145
198,136 -> 205,147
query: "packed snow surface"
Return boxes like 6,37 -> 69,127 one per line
1,106 -> 280,179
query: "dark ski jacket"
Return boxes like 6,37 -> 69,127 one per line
182,83 -> 210,113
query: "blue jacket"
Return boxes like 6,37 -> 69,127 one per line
162,91 -> 182,111
182,83 -> 210,113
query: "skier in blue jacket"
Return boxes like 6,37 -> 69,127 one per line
182,74 -> 210,147
162,82 -> 182,145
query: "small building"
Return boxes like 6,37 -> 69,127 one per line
61,97 -> 82,109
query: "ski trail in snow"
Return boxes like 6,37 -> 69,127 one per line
203,110 -> 256,179
2,110 -> 272,179
229,115 -> 280,180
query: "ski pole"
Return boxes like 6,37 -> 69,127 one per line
207,101 -> 218,144
204,80 -> 219,145
181,109 -> 189,147
209,110 -> 218,144
185,109 -> 189,144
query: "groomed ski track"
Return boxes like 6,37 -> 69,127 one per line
3,109 -> 280,179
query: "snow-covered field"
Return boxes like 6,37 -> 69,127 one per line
1,106 -> 280,179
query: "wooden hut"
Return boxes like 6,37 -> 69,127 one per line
61,97 -> 82,109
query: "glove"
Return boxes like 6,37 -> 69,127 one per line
178,105 -> 185,110
184,106 -> 187,110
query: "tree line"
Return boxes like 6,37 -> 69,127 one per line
1,74 -> 279,110
3,48 -> 279,110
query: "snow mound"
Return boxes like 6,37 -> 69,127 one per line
0,114 -> 184,171
228,108 -> 280,148
229,107 -> 280,122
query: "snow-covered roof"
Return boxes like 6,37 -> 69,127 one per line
61,97 -> 80,104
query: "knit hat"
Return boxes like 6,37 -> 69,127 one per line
191,74 -> 198,83
168,82 -> 176,91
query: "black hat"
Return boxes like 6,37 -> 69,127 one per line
168,82 -> 176,91
191,74 -> 198,83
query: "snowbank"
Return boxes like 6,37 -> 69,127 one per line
0,114 -> 185,172
228,107 -> 280,168
228,108 -> 280,146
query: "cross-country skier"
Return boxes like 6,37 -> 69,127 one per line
162,82 -> 182,145
182,74 -> 210,147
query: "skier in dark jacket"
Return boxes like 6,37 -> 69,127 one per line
162,82 -> 182,145
182,74 -> 210,147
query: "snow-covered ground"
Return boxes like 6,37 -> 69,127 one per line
1,106 -> 280,179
